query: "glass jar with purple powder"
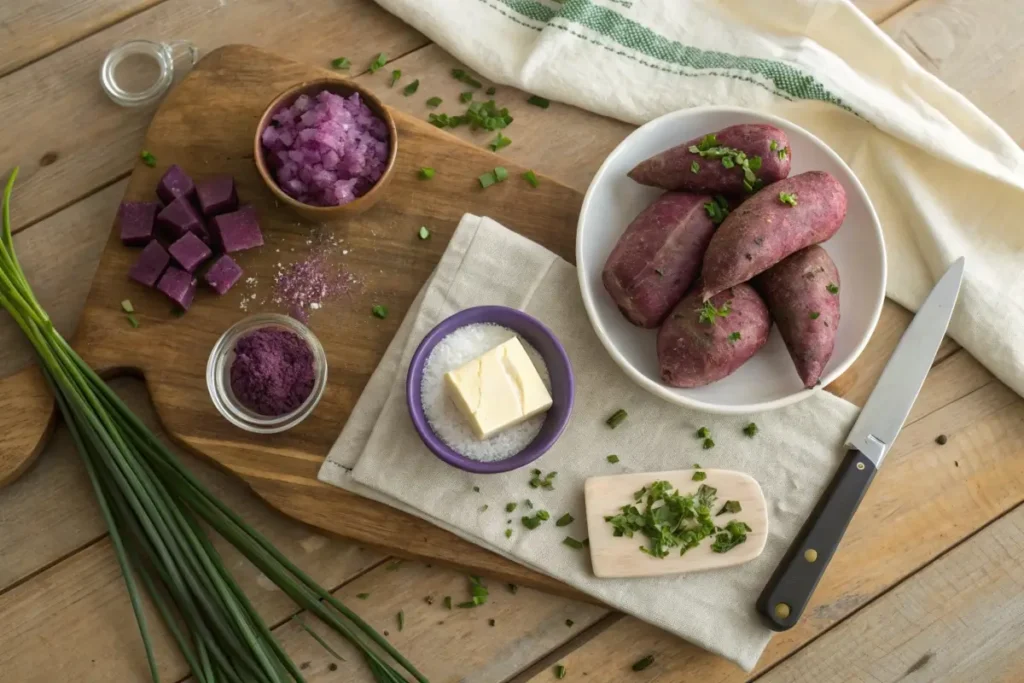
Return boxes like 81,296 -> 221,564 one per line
206,314 -> 327,433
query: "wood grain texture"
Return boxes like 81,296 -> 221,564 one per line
585,470 -> 767,578
0,366 -> 54,488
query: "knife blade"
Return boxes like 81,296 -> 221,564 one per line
756,257 -> 965,631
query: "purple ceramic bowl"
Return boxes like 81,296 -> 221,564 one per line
406,306 -> 575,474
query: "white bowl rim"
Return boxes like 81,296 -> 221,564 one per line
576,105 -> 887,415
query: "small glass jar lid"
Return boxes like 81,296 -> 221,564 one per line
100,39 -> 198,108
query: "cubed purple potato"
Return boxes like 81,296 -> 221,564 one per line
128,241 -> 171,288
602,192 -> 716,328
203,254 -> 243,295
210,206 -> 263,253
156,196 -> 204,243
157,266 -> 198,311
157,164 -> 197,205
168,231 -> 212,274
195,175 -> 239,217
118,201 -> 161,246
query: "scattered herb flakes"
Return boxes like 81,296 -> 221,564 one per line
563,536 -> 585,550
702,438 -> 715,450
455,601 -> 476,609
743,422 -> 758,437
827,282 -> 839,294
507,583 -> 519,594
478,171 -> 497,188
522,170 -> 540,187
504,528 -> 513,539
126,314 -> 140,329
506,502 -> 517,513
371,304 -> 389,319
527,95 -> 550,108
809,311 -> 821,320
565,619 -> 574,627
386,560 -> 403,571
389,70 -> 402,87
778,147 -> 788,160
696,427 -> 710,439
419,167 -> 435,180
698,300 -> 731,325
493,166 -> 509,182
451,68 -> 483,88
417,226 -> 431,241
712,520 -> 752,553
778,192 -> 798,206
490,133 -> 512,152
357,593 -> 370,599
689,136 -> 762,190
403,79 -> 420,96
606,408 -> 628,429
703,198 -> 728,225
467,575 -> 490,607
140,150 -> 156,167
528,468 -> 557,490
632,655 -> 655,672
426,96 -> 443,108
330,57 -> 351,70
555,513 -> 575,527
607,454 -> 620,464
691,161 -> 700,174
444,596 -> 452,610
486,86 -> 497,95
480,504 -> 489,512
472,486 -> 480,493
606,480 -> 750,558
369,53 -> 388,73
555,664 -> 567,679
537,510 -> 550,521
524,499 -> 534,509
488,619 -> 496,627
522,514 -> 544,530
397,610 -> 405,631
121,299 -> 134,313
721,155 -> 736,169
460,91 -> 474,103
770,140 -> 779,151
728,331 -> 741,343
748,156 -> 762,172
936,434 -> 949,445
717,500 -> 742,516
692,470 -> 707,482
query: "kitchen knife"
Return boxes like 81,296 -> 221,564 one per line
757,257 -> 965,630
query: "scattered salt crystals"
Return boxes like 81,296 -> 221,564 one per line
273,252 -> 358,323
420,323 -> 551,462
261,90 -> 389,207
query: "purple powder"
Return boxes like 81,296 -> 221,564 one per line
230,328 -> 315,417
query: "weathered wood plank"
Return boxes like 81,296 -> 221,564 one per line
0,0 -> 426,235
0,0 -> 162,77
758,502 -> 1024,683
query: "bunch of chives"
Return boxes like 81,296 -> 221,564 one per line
0,169 -> 427,683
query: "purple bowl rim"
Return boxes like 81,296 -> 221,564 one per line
405,305 -> 575,474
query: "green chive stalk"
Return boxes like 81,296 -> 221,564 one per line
0,168 -> 427,683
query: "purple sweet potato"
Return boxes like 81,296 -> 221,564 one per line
129,241 -> 171,288
203,254 -> 243,295
754,246 -> 840,388
657,283 -> 771,388
168,231 -> 212,274
196,175 -> 239,217
210,206 -> 263,253
157,164 -> 197,205
602,192 -> 716,328
699,171 -> 847,299
157,267 -> 198,311
157,196 -> 204,243
118,201 -> 161,246
628,124 -> 791,194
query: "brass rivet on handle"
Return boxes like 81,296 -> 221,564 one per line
856,462 -> 866,471
804,549 -> 818,563
774,603 -> 791,620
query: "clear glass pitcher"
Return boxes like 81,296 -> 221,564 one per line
100,39 -> 198,108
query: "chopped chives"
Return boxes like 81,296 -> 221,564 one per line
562,537 -> 585,550
397,610 -> 404,631
478,172 -> 497,188
770,140 -> 779,151
555,513 -> 574,527
369,53 -> 388,73
827,282 -> 839,294
480,504 -> 488,512
506,502 -> 517,513
330,57 -> 351,70
691,161 -> 700,174
126,314 -> 139,328
504,528 -> 512,538
493,166 -> 509,182
717,500 -> 742,515
460,91 -> 474,103
522,170 -> 539,187
702,438 -> 715,450
489,133 -> 512,152
536,510 -> 550,521
140,150 -> 156,167
444,596 -> 452,610
473,486 -> 480,493
451,68 -> 482,88
486,86 -> 496,95
555,664 -> 567,679
425,96 -> 443,107
809,311 -> 821,320
357,593 -> 370,599
418,226 -> 431,240
403,79 -> 420,96
778,192 -> 798,206
743,422 -> 758,437
372,305 -> 389,319
607,454 -> 620,463
565,619 -> 574,627
121,299 -> 134,313
606,409 -> 628,429
418,167 -> 435,180
696,427 -> 710,439
633,655 -> 655,671
527,95 -> 550,108
692,471 -> 707,481
389,70 -> 402,87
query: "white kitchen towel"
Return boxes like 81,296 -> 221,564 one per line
319,214 -> 859,670
373,0 -> 1024,398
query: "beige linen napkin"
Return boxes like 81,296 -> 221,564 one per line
318,214 -> 858,671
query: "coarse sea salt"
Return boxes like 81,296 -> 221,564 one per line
420,323 -> 551,462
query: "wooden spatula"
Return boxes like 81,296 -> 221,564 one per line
584,469 -> 768,579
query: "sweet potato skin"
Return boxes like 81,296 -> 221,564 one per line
754,246 -> 840,388
602,192 -> 716,328
657,283 -> 771,388
700,171 -> 846,299
628,124 -> 791,194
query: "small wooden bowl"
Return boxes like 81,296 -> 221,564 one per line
253,77 -> 399,221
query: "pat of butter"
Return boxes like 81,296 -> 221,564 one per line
444,337 -> 553,440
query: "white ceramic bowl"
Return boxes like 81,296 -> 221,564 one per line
577,106 -> 886,414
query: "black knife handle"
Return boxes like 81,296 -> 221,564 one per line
757,448 -> 877,630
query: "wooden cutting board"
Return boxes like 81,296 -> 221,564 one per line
0,43 -> 602,598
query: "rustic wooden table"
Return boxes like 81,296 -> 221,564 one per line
1,0 -> 1022,681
